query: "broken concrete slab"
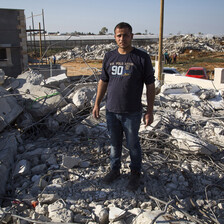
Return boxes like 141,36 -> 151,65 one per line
41,73 -> 68,87
207,93 -> 224,110
62,156 -> 81,169
161,83 -> 201,95
133,210 -> 168,224
0,69 -> 5,85
197,120 -> 224,147
54,103 -> 78,123
16,70 -> 44,86
0,86 -> 23,132
72,86 -> 96,109
0,133 -> 17,196
48,200 -> 73,222
171,128 -> 218,155
16,82 -> 67,118
13,159 -> 31,178
108,206 -> 126,222
38,193 -> 60,204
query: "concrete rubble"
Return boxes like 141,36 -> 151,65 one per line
0,39 -> 224,223
54,34 -> 224,60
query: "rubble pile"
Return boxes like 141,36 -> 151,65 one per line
54,34 -> 224,61
0,67 -> 224,224
55,43 -> 117,61
148,34 -> 224,55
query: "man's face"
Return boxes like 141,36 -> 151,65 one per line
114,27 -> 133,50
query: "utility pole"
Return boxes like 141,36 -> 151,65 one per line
42,9 -> 47,56
39,22 -> 42,63
158,0 -> 164,82
31,12 -> 37,56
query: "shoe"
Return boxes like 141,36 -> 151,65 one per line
127,170 -> 141,191
102,169 -> 120,184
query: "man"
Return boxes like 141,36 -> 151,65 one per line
92,22 -> 155,191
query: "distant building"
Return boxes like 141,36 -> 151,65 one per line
0,8 -> 28,77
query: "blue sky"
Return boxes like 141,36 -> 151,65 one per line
1,0 -> 224,35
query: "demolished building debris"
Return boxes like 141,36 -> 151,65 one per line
0,36 -> 224,223
53,34 -> 224,61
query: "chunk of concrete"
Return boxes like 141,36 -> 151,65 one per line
207,93 -> 224,110
0,133 -> 17,195
0,69 -> 5,85
171,129 -> 218,155
161,83 -> 201,95
72,86 -> 96,109
133,210 -> 168,224
16,70 -> 44,86
38,193 -> 60,204
15,82 -> 67,118
0,86 -> 23,132
54,103 -> 78,123
48,200 -> 73,223
41,73 -> 68,87
13,159 -> 31,177
62,156 -> 81,169
109,207 -> 126,222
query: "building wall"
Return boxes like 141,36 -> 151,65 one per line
163,68 -> 224,90
0,8 -> 28,77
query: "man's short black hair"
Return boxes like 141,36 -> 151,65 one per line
114,22 -> 132,33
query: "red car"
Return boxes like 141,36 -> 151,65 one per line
185,67 -> 209,79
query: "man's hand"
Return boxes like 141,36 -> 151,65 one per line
92,105 -> 100,119
92,80 -> 108,120
143,112 -> 154,127
144,83 -> 155,127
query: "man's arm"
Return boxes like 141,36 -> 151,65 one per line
143,83 -> 155,126
92,79 -> 108,119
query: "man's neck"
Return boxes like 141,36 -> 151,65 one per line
118,46 -> 134,55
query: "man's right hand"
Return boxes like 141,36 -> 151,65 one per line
92,80 -> 108,119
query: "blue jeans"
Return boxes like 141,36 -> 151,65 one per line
106,110 -> 142,172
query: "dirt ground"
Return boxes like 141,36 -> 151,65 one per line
175,51 -> 224,75
59,58 -> 103,77
58,51 -> 224,78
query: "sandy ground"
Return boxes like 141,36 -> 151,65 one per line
59,58 -> 102,77
58,52 -> 224,78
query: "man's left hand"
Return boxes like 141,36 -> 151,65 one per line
143,112 -> 154,127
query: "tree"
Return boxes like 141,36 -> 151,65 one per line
99,27 -> 108,35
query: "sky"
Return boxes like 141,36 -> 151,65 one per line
1,0 -> 224,36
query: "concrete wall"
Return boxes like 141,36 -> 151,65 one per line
0,8 -> 28,77
27,37 -> 158,50
163,68 -> 224,90
29,64 -> 67,79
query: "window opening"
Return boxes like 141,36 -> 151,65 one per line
0,48 -> 7,61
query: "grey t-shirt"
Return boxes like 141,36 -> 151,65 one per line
101,48 -> 155,113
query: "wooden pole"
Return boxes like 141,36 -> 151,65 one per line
31,12 -> 36,56
29,26 -> 33,52
158,0 -> 164,82
39,22 -> 42,63
42,9 -> 47,62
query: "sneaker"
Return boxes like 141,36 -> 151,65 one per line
102,169 -> 120,184
127,170 -> 141,191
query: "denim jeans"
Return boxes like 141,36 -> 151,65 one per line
106,110 -> 142,172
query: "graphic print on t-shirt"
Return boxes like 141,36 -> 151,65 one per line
110,62 -> 134,77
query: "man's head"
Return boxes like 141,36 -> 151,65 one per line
114,22 -> 132,34
114,22 -> 133,53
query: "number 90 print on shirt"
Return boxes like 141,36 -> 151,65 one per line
111,62 -> 133,76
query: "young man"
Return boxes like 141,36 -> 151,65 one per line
92,22 -> 155,191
